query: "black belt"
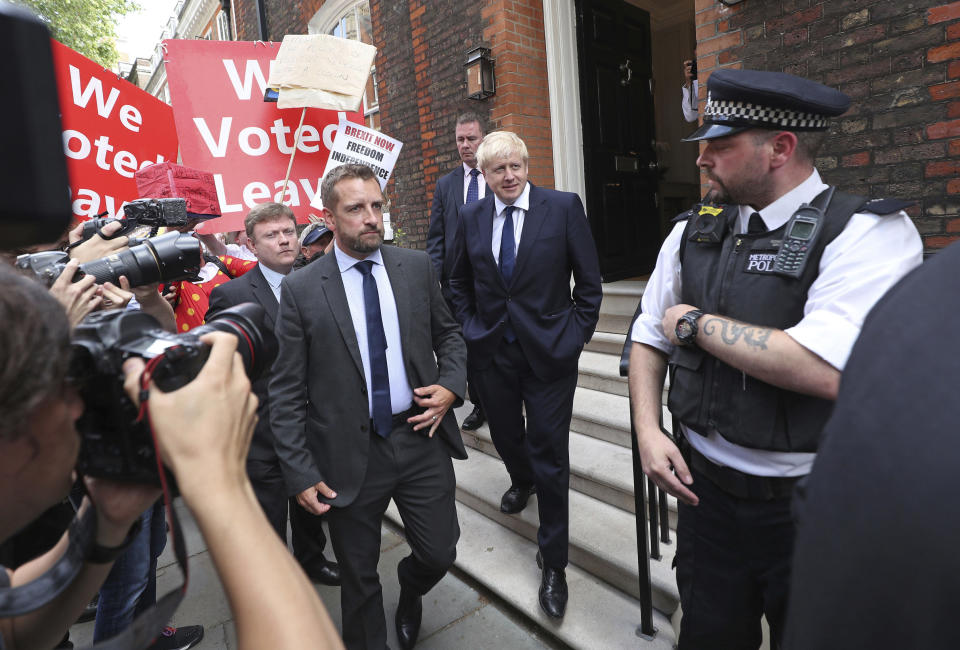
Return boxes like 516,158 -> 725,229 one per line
678,434 -> 800,501
378,407 -> 418,431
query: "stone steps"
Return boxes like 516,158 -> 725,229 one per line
384,499 -> 678,650
584,330 -> 625,356
578,350 -> 628,397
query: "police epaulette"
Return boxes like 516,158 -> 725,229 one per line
860,198 -> 915,215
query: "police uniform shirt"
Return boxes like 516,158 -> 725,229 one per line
630,169 -> 923,477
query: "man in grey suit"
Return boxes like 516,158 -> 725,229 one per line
426,112 -> 488,430
270,164 -> 467,650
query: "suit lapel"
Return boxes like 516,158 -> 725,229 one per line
248,265 -> 279,330
381,246 -> 411,358
510,185 -> 547,285
476,196 -> 502,287
454,168 -> 466,205
317,254 -> 365,379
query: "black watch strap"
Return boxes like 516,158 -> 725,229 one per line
86,517 -> 142,564
676,309 -> 704,344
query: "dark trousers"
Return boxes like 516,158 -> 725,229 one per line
445,296 -> 483,412
676,466 -> 795,650
327,422 -> 459,650
474,339 -> 577,569
247,457 -> 329,570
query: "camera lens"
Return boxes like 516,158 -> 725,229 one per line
192,303 -> 278,382
76,232 -> 202,288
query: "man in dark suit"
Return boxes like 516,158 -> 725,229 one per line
270,164 -> 467,650
448,131 -> 603,619
207,202 -> 340,587
426,112 -> 489,430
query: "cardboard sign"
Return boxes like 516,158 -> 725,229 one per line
163,39 -> 364,232
267,34 -> 376,111
314,119 -> 402,209
51,40 -> 179,221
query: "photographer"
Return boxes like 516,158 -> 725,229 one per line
0,264 -> 343,649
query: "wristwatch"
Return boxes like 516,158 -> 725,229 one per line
675,309 -> 704,345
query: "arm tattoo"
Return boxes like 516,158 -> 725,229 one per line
701,318 -> 772,350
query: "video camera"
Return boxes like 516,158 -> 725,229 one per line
80,198 -> 190,242
14,231 -> 203,288
71,303 -> 277,485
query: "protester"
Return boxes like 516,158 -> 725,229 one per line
628,68 -> 922,648
0,262 -> 343,650
426,112 -> 490,432
448,130 -> 603,619
294,221 -> 334,268
270,164 -> 467,650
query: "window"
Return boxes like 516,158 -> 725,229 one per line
309,1 -> 379,130
216,10 -> 231,41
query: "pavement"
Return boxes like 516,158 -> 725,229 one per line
69,498 -> 564,650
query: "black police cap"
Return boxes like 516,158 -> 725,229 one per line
684,69 -> 850,141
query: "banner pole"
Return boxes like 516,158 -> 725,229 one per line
280,107 -> 307,202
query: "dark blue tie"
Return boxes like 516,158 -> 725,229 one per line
466,168 -> 480,204
355,260 -> 392,438
499,206 -> 517,342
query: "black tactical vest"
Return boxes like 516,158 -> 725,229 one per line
667,189 -> 871,453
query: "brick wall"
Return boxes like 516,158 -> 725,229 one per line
696,0 -> 960,252
234,0 -> 325,40
483,0 -> 554,188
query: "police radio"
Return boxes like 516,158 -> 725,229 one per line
772,187 -> 835,278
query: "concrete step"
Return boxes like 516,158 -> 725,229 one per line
584,330 -> 625,356
448,449 -> 680,615
599,280 -> 646,317
578,350 -> 628,397
384,500 -> 678,650
460,424 -> 679,527
597,312 -> 632,336
570,387 -> 632,448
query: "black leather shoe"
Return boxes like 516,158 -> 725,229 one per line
306,560 -> 341,586
499,484 -> 536,514
536,552 -> 567,619
461,405 -> 485,430
395,587 -> 422,650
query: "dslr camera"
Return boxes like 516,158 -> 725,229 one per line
71,303 -> 277,485
15,230 -> 203,289
80,197 -> 189,241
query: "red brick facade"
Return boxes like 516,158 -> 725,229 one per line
696,0 -> 960,251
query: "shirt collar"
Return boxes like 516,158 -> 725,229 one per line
334,241 -> 384,273
462,162 -> 481,178
494,181 -> 531,218
741,170 -> 827,231
258,262 -> 287,288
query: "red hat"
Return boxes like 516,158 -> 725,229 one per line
134,162 -> 221,219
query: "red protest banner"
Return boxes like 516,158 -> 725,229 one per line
163,40 -> 364,232
51,40 -> 179,221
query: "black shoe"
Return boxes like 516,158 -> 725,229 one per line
499,484 -> 536,514
306,560 -> 341,586
395,587 -> 422,650
536,552 -> 567,619
461,405 -> 485,431
147,625 -> 204,650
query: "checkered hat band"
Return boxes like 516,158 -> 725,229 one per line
704,99 -> 828,130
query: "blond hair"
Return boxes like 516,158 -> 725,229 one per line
476,131 -> 529,172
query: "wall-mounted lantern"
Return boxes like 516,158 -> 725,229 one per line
465,46 -> 495,100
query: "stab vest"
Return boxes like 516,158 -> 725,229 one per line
668,189 -> 891,453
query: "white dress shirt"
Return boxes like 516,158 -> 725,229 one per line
681,80 -> 699,123
257,262 -> 285,303
631,169 -> 923,476
462,163 -> 486,202
334,243 -> 414,417
491,182 -> 531,262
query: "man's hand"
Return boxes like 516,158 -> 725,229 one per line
98,281 -> 133,311
83,480 -> 161,547
67,220 -> 128,263
409,384 -> 456,437
662,303 -> 700,346
636,427 -> 698,506
296,482 -> 337,515
120,332 -> 259,500
49,259 -> 101,327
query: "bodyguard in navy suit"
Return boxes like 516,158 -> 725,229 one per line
448,131 -> 602,619
426,112 -> 490,431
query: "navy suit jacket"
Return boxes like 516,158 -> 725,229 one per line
426,166 -> 489,299
448,184 -> 603,381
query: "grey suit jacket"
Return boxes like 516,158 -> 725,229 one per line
269,245 -> 468,506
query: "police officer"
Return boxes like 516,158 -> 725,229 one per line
627,69 -> 923,649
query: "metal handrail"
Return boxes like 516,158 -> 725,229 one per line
619,299 -> 670,641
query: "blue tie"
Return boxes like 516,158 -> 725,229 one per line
466,168 -> 480,204
355,260 -> 392,438
499,206 -> 517,342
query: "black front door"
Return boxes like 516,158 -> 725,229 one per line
576,0 -> 660,281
